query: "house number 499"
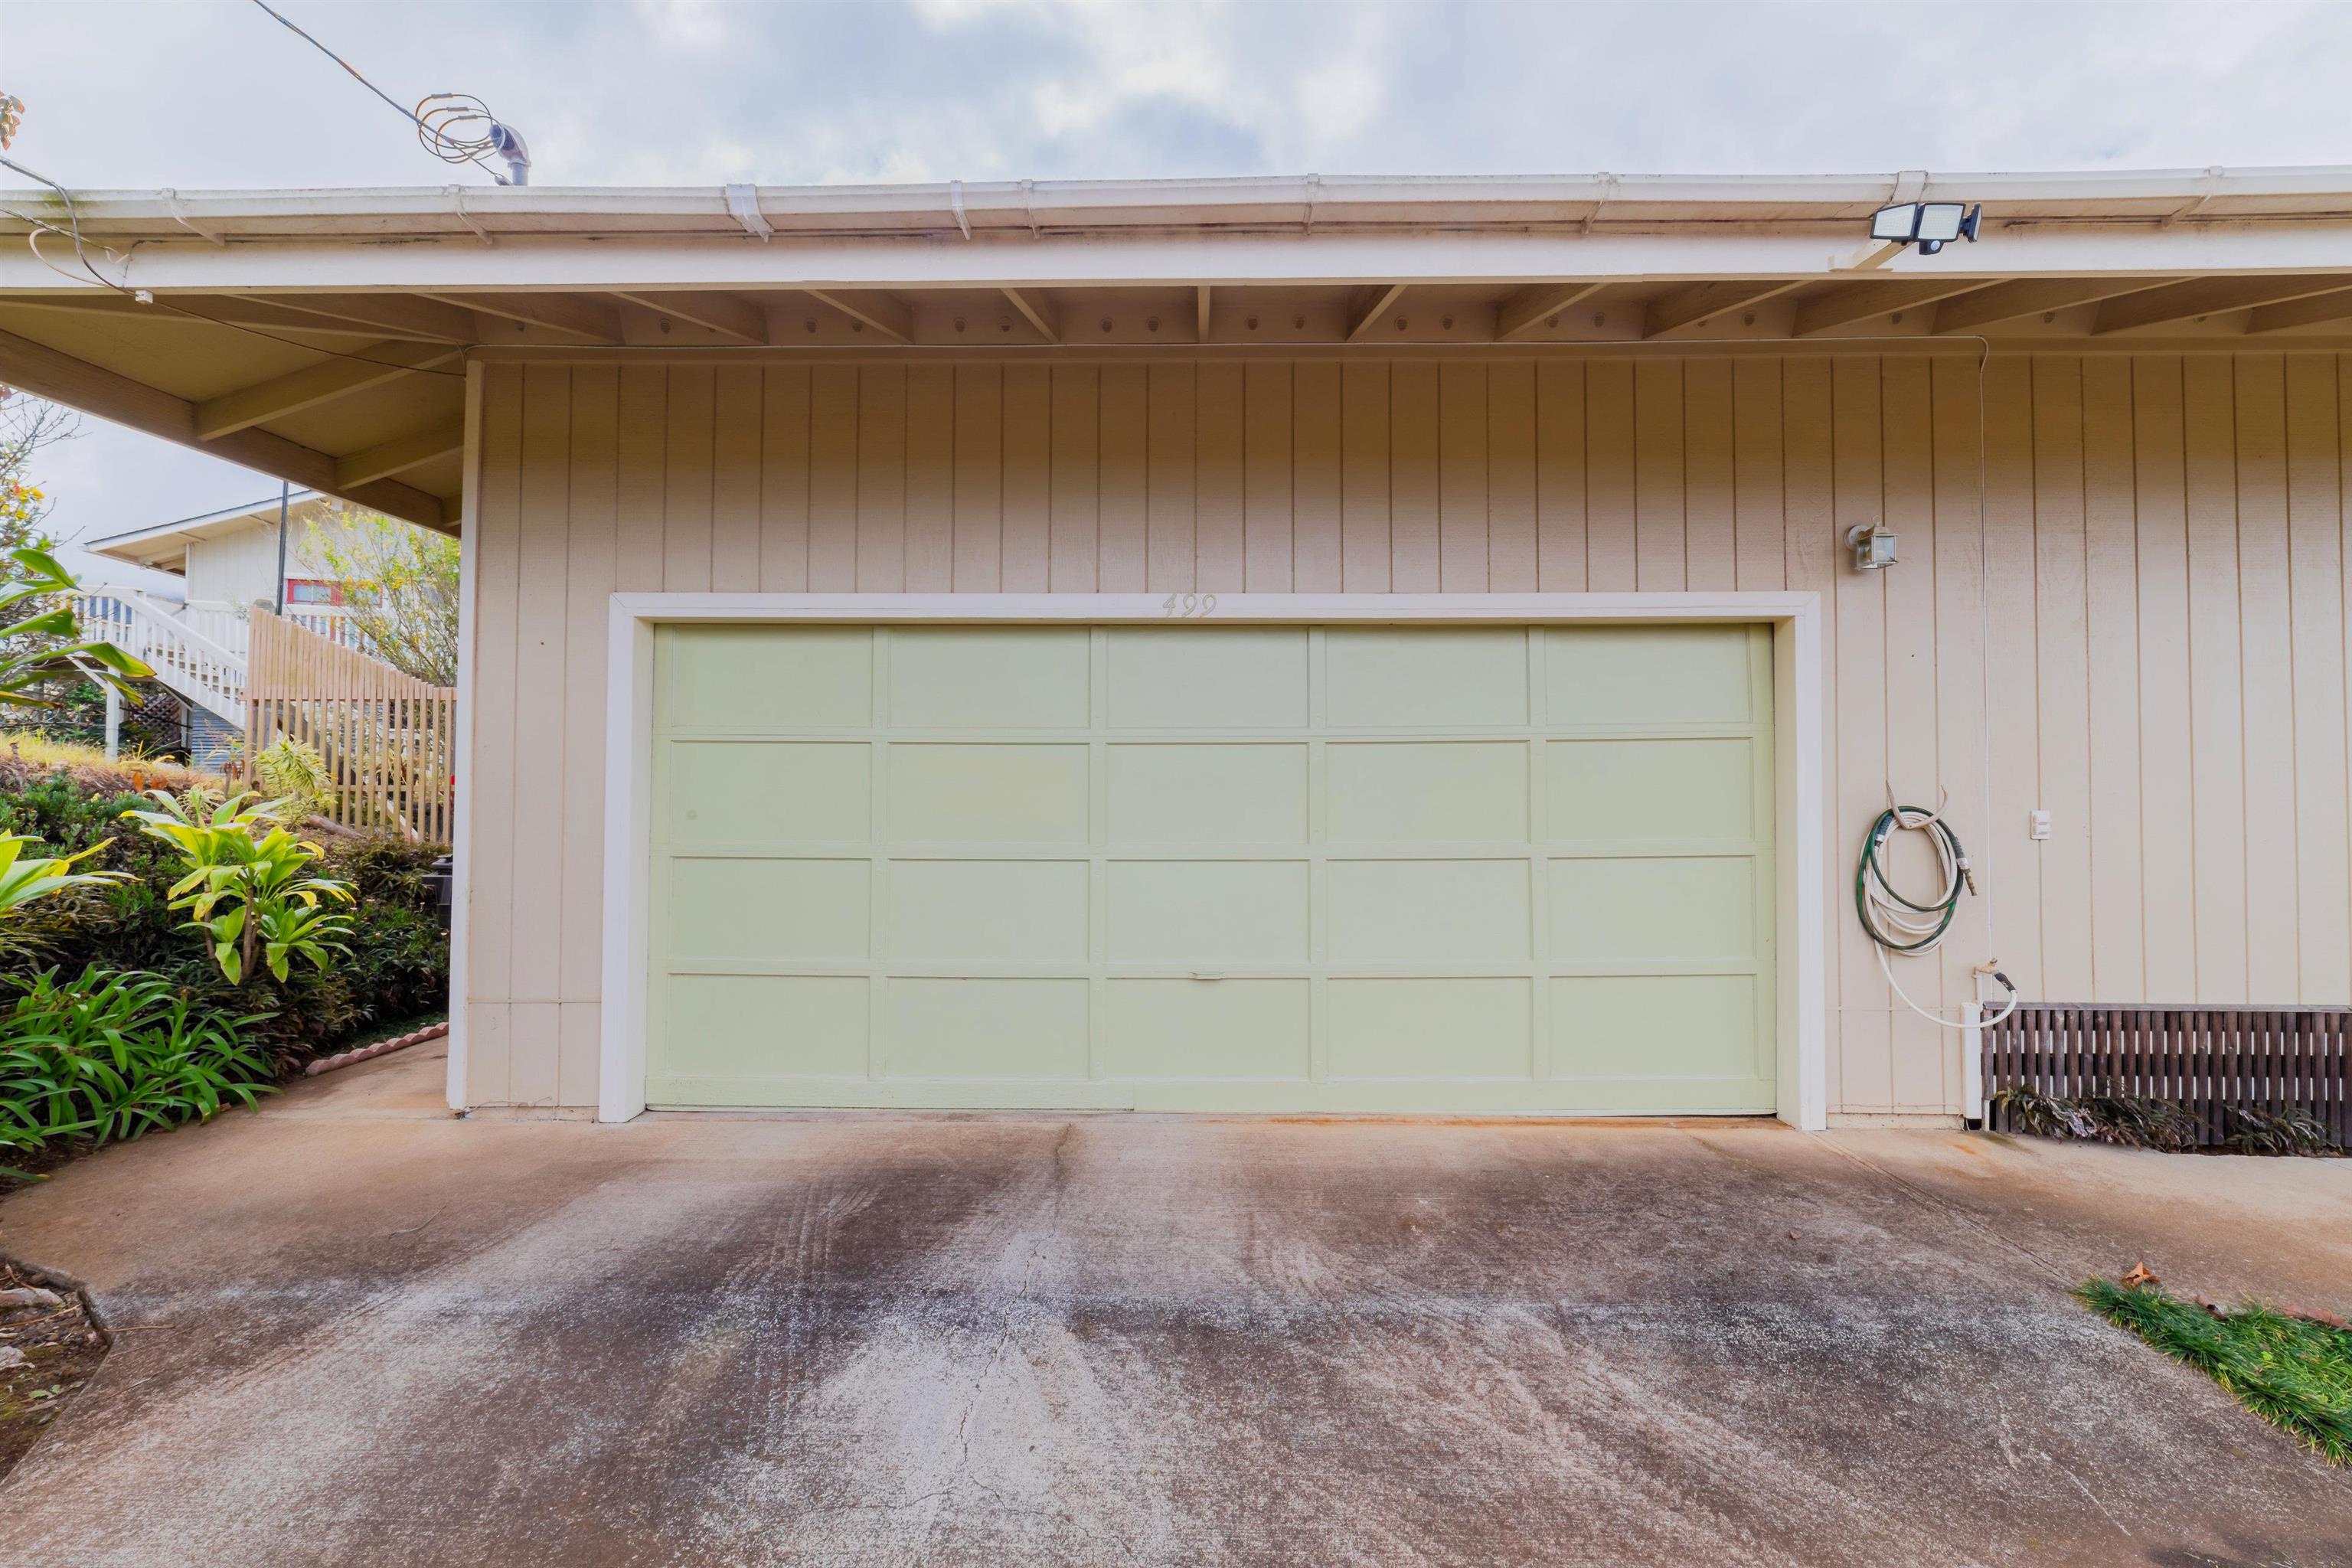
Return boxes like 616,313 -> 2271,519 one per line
1161,592 -> 1218,617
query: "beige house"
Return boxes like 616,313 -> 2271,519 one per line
3,169 -> 2349,1129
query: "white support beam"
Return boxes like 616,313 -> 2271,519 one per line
0,325 -> 449,531
1789,277 -> 1989,336
1195,285 -> 1212,341
233,292 -> 480,342
423,291 -> 622,343
609,289 -> 768,345
194,340 -> 461,440
1345,282 -> 1410,342
1642,279 -> 1803,338
802,289 -> 913,343
1495,282 -> 1605,341
1001,287 -> 1058,342
0,290 -> 461,343
2246,287 -> 2352,334
1931,277 -> 2177,333
335,420 -> 465,487
2094,276 -> 2352,335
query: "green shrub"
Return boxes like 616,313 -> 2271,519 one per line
0,771 -> 446,1065
254,736 -> 332,822
0,965 -> 274,1159
121,789 -> 357,985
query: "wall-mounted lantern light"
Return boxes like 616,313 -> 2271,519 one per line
1868,201 -> 1983,256
1847,521 -> 1900,570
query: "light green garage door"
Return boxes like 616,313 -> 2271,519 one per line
645,622 -> 1775,1113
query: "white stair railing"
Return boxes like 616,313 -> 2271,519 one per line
67,590 -> 249,726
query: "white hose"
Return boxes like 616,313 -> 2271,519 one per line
1858,803 -> 2019,1032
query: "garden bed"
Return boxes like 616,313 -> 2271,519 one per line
2,757 -> 450,1189
0,1256 -> 106,1481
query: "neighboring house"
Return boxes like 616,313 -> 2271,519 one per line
3,170 -> 2350,1133
78,493 -> 415,764
86,489 -> 374,621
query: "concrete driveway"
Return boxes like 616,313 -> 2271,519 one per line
2,1045 -> 2348,1567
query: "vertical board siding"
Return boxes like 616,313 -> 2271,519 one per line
466,353 -> 2352,1113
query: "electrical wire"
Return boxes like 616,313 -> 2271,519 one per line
244,0 -> 511,184
0,150 -> 466,380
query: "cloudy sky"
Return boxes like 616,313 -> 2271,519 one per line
7,0 -> 2351,581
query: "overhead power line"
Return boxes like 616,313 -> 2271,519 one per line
244,0 -> 530,185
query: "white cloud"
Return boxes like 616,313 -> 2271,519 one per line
4,0 -> 2347,533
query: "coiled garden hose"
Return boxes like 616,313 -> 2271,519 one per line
1856,804 -> 2018,1030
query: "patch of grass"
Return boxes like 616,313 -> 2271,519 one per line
2079,1278 -> 2352,1465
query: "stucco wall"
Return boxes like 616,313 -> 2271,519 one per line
459,351 -> 2352,1114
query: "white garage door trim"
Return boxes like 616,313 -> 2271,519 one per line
576,593 -> 1825,1129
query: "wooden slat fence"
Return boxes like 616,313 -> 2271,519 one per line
243,609 -> 456,844
1982,1004 -> 2350,1148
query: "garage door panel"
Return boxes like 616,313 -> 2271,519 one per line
666,742 -> 871,846
886,860 -> 1089,963
657,626 -> 873,731
1328,978 -> 1532,1080
1550,974 -> 1767,1085
656,975 -> 871,1082
1325,742 -> 1528,843
1548,857 -> 1757,963
888,628 -> 1090,729
1106,744 -> 1308,844
1107,628 -> 1308,728
884,978 -> 1090,1080
1325,628 -> 1528,728
1546,624 -> 1756,727
1546,737 -> 1757,843
1100,979 -> 1311,1080
887,743 -> 1089,844
1327,859 -> 1530,963
1107,861 -> 1310,964
648,621 -> 1773,1114
668,858 -> 871,962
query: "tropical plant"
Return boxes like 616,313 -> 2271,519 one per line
254,734 -> 333,822
307,508 -> 459,684
0,830 -> 120,926
119,789 -> 355,984
0,965 -> 274,1158
0,544 -> 149,710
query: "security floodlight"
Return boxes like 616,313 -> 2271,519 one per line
1868,201 -> 1981,255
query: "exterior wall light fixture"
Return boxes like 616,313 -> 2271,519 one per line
1847,521 -> 1900,571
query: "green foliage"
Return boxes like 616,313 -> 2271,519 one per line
307,509 -> 459,685
2223,1104 -> 2339,1158
2081,1277 -> 2352,1465
0,831 -> 120,923
119,790 -> 355,984
0,965 -> 275,1159
1994,1086 -> 2340,1155
0,769 -> 446,1067
254,735 -> 332,822
0,546 -> 149,711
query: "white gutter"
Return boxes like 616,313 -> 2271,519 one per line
6,166 -> 2352,244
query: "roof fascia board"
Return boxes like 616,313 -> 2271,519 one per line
11,166 -> 2352,237
7,224 -> 2347,296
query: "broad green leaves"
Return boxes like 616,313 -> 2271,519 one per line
0,544 -> 152,710
120,790 -> 355,984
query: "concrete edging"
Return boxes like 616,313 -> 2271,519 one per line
305,1022 -> 449,1078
